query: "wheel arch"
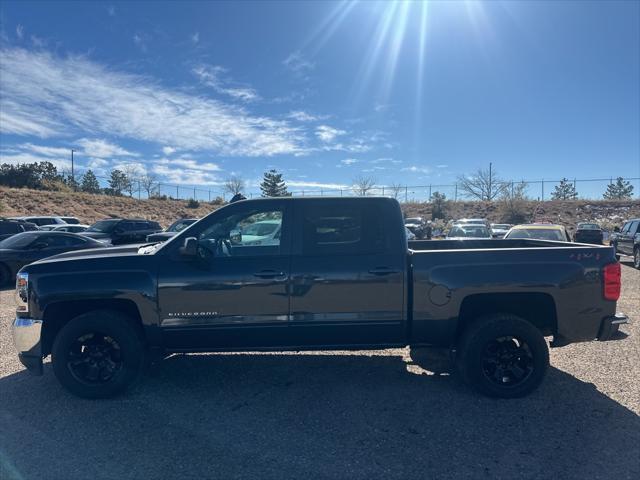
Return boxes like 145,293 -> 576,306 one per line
457,292 -> 558,338
41,299 -> 145,356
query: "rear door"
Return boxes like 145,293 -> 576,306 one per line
622,221 -> 639,254
289,199 -> 406,346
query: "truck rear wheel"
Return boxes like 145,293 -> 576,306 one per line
52,310 -> 144,399
456,313 -> 549,398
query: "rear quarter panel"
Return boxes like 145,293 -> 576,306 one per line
410,245 -> 617,346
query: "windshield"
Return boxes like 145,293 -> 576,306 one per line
242,221 -> 279,236
87,220 -> 118,233
506,228 -> 565,241
578,223 -> 600,230
492,224 -> 511,230
448,226 -> 490,238
0,232 -> 38,249
168,219 -> 197,232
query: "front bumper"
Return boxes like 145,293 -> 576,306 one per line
598,313 -> 629,341
12,317 -> 43,375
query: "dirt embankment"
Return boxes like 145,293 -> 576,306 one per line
1,186 -> 639,229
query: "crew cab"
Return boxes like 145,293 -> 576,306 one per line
12,197 -> 628,399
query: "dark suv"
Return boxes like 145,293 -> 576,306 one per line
0,218 -> 38,241
83,219 -> 162,245
611,218 -> 640,269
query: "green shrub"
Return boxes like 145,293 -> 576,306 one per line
186,198 -> 200,209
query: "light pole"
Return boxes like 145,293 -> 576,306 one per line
71,149 -> 75,188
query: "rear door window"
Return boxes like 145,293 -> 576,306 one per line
629,221 -> 640,235
301,202 -> 388,255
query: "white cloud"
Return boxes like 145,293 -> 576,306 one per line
162,146 -> 177,156
283,51 -> 315,77
0,151 -> 71,171
107,5 -> 116,16
402,165 -> 431,175
372,157 -> 401,164
192,64 -> 260,102
76,138 -> 138,158
16,24 -> 24,40
288,110 -> 323,122
316,125 -> 346,143
190,32 -> 199,44
436,164 -> 448,168
87,158 -> 109,169
0,48 -> 304,157
340,158 -> 358,165
156,157 -> 221,172
287,180 -> 348,190
133,33 -> 148,52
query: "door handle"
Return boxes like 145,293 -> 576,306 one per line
368,267 -> 399,276
253,270 -> 285,279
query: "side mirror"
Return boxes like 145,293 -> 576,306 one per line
179,237 -> 198,257
229,229 -> 242,245
613,226 -> 620,233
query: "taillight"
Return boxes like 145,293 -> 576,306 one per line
603,262 -> 621,301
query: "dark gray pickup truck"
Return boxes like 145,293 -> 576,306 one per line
13,197 -> 628,399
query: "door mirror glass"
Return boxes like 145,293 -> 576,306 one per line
229,229 -> 242,245
179,237 -> 198,257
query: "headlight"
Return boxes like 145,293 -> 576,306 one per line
15,272 -> 28,313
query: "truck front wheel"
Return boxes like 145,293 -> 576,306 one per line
51,310 -> 144,399
456,314 -> 549,398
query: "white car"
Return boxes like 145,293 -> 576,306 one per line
490,223 -> 513,238
47,224 -> 90,233
239,219 -> 281,246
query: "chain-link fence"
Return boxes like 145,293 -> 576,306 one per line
66,171 -> 640,203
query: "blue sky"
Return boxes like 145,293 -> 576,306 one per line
0,0 -> 639,199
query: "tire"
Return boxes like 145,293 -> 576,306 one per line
52,310 -> 145,399
0,263 -> 11,287
456,313 -> 549,398
634,247 -> 640,270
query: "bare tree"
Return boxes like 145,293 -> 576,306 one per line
457,163 -> 508,201
388,183 -> 404,199
139,172 -> 159,198
120,164 -> 141,197
223,175 -> 245,197
352,176 -> 377,196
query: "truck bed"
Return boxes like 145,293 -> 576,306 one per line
407,239 -> 617,347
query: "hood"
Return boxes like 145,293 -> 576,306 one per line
30,244 -> 139,264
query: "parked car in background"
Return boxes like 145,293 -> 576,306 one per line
490,223 -> 513,238
610,218 -> 640,269
240,218 -> 282,246
59,217 -> 81,225
146,218 -> 198,243
454,218 -> 489,227
404,217 -> 431,239
0,218 -> 38,241
574,222 -> 603,245
0,231 -> 106,286
446,224 -> 492,239
504,224 -> 572,242
83,219 -> 162,245
10,216 -> 69,227
48,224 -> 90,233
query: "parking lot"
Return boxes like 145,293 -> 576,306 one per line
0,261 -> 637,480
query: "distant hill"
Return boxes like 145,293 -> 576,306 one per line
1,186 -> 638,230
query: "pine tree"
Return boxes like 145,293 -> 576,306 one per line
551,178 -> 578,200
80,170 -> 101,193
603,177 -> 634,200
260,169 -> 289,197
107,169 -> 129,196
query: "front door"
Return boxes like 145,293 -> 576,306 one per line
157,200 -> 292,350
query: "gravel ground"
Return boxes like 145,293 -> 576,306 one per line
0,262 -> 638,480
